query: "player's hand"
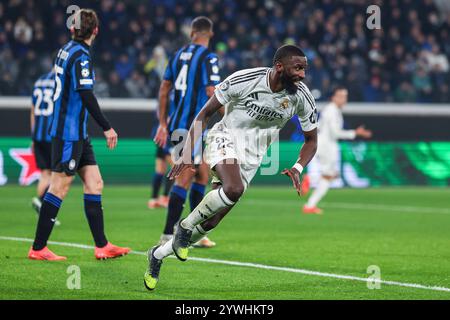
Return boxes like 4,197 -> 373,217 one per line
355,125 -> 372,139
282,167 -> 303,196
167,153 -> 195,180
154,125 -> 168,148
104,128 -> 118,150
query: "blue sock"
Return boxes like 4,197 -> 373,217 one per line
84,194 -> 108,248
152,173 -> 164,199
189,182 -> 206,211
32,193 -> 62,250
163,186 -> 187,235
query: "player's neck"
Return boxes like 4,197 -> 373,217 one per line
192,38 -> 209,48
268,69 -> 284,93
83,39 -> 93,47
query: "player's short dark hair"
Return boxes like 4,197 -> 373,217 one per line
72,9 -> 99,41
273,45 -> 305,65
331,85 -> 348,97
191,16 -> 213,33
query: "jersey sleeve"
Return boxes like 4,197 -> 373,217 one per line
202,53 -> 221,87
326,107 -> 356,140
296,84 -> 318,132
163,56 -> 174,82
31,83 -> 39,105
72,54 -> 94,91
214,71 -> 248,105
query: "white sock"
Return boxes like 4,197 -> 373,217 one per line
154,238 -> 174,260
306,177 -> 330,208
181,188 -> 234,230
153,225 -> 213,259
189,225 -> 211,244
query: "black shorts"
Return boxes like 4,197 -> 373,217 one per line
156,145 -> 171,159
51,137 -> 97,176
33,140 -> 52,170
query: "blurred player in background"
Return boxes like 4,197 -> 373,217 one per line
153,16 -> 221,248
30,69 -> 61,226
144,45 -> 318,290
28,8 -> 130,261
303,86 -> 372,214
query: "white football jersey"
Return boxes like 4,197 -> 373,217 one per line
213,67 -> 318,164
316,102 -> 356,157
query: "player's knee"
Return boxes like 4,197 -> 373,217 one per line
222,184 -> 244,203
85,178 -> 104,194
49,184 -> 70,199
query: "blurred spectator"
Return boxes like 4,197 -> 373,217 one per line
115,54 -> 134,81
93,70 -> 110,98
0,0 -> 448,103
394,82 -> 418,103
363,77 -> 383,102
108,71 -> 128,97
413,67 -> 433,102
144,45 -> 168,81
125,71 -> 150,98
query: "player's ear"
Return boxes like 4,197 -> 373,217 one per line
275,61 -> 283,72
93,27 -> 99,36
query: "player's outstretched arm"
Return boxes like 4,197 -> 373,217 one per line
79,90 -> 117,149
168,94 -> 223,180
282,128 -> 317,196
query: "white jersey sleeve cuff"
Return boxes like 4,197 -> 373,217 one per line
214,89 -> 228,105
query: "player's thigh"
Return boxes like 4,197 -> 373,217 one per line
78,165 -> 104,194
40,169 -> 52,184
213,159 -> 245,202
48,171 -> 74,199
319,154 -> 338,178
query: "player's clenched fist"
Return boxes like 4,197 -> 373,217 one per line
104,128 -> 118,150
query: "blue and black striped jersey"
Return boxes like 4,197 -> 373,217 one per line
164,44 -> 220,134
50,40 -> 95,141
32,71 -> 55,142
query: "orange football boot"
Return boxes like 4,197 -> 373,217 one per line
147,198 -> 162,209
95,242 -> 131,260
157,195 -> 170,208
301,174 -> 311,195
302,205 -> 323,215
28,246 -> 67,261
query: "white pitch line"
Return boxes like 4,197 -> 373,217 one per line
244,199 -> 450,215
2,198 -> 449,215
1,236 -> 450,294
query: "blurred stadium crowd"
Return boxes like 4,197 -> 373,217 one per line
0,0 -> 449,102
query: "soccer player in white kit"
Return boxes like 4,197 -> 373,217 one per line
303,87 -> 372,214
144,45 -> 318,290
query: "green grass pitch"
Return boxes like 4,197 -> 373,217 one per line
0,185 -> 449,300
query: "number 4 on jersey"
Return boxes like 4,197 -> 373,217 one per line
174,64 -> 188,98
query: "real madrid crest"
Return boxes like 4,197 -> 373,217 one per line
280,99 -> 289,109
219,80 -> 230,91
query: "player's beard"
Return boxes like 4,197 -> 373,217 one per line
281,73 -> 300,95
